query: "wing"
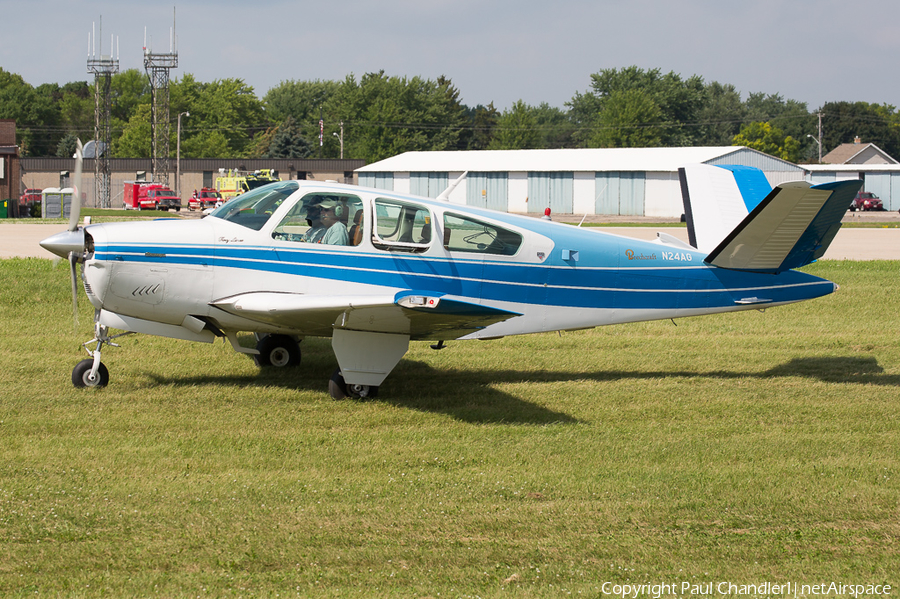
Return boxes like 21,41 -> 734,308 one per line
210,290 -> 521,340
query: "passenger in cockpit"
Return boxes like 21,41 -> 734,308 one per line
318,201 -> 349,245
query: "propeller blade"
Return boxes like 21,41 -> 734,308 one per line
68,139 -> 84,232
69,251 -> 79,331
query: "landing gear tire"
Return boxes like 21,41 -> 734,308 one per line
328,368 -> 378,400
255,335 -> 301,367
72,359 -> 109,388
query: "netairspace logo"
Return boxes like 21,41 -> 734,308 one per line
599,581 -> 892,598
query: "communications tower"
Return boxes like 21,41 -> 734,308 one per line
143,10 -> 178,186
87,18 -> 119,208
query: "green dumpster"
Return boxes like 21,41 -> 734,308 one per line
0,200 -> 7,219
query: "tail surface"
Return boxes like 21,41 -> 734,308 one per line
679,164 -> 861,273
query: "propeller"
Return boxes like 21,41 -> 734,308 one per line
39,140 -> 85,331
69,250 -> 80,330
68,138 -> 83,232
68,139 -> 84,330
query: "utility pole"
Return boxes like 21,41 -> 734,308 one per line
176,111 -> 189,197
817,111 -> 823,163
332,121 -> 344,159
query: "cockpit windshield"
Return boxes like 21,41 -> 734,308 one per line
208,181 -> 300,231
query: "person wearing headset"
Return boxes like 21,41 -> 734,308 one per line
318,201 -> 349,246
302,203 -> 327,243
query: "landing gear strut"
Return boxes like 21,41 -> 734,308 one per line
72,312 -> 133,388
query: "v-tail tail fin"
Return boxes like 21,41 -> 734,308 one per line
679,163 -> 862,274
704,177 -> 861,273
678,164 -> 772,253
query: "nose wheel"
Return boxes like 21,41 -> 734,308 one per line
71,314 -> 133,389
72,359 -> 109,388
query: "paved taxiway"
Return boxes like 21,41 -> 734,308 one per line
2,213 -> 899,260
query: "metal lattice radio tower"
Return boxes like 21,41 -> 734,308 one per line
143,11 -> 178,186
87,18 -> 119,208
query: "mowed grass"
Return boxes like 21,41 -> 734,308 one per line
0,258 -> 898,597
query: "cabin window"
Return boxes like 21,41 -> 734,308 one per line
209,181 -> 299,231
443,213 -> 522,256
372,198 -> 432,253
272,191 -> 364,247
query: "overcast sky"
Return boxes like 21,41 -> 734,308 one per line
3,0 -> 899,113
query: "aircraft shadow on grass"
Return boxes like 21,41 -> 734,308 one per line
147,354 -> 895,425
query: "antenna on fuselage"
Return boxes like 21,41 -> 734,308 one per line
436,171 -> 468,202
581,183 -> 609,226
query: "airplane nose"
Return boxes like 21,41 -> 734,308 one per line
40,229 -> 86,259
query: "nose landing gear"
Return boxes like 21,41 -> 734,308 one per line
72,311 -> 134,388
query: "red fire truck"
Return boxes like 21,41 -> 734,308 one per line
123,182 -> 182,211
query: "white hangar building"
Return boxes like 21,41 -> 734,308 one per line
356,147 -> 807,218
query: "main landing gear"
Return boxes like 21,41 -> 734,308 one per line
254,334 -> 302,368
71,315 -> 133,388
328,368 -> 379,400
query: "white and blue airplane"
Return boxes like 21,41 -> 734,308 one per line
41,147 -> 861,399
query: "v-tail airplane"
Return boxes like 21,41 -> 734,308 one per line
40,147 -> 861,399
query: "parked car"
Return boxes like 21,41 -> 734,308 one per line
850,191 -> 883,212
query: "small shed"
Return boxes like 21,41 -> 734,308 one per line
41,188 -> 75,219
356,147 -> 806,217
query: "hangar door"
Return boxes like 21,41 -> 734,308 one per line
863,172 -> 900,211
358,172 -> 394,190
595,172 -> 645,216
410,172 -> 449,198
467,172 -> 508,211
528,172 -> 573,214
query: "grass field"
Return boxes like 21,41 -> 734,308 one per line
0,258 -> 898,597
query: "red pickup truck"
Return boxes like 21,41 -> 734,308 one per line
188,188 -> 222,211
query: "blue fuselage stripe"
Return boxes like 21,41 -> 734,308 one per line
94,243 -> 833,310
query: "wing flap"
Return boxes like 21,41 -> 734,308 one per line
211,290 -> 521,339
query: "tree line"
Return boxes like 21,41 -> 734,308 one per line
3,65 -> 900,164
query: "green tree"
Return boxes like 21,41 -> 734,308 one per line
531,102 -> 576,148
696,81 -> 746,146
169,75 -> 266,158
732,121 -> 801,162
0,69 -> 57,155
818,101 -> 900,160
266,116 -> 312,159
263,79 -> 341,152
332,71 -> 467,162
58,83 -> 94,143
465,103 -> 499,150
744,92 -> 812,157
56,132 -> 79,158
114,103 -> 151,157
488,100 -> 540,149
588,89 -> 664,148
574,66 -> 705,147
